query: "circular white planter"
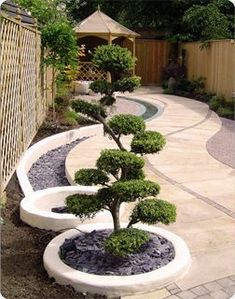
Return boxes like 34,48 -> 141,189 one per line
20,186 -> 109,231
44,223 -> 191,297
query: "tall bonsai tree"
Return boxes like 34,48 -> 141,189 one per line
66,45 -> 176,257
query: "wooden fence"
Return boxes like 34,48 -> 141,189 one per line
182,39 -> 235,101
0,12 -> 48,194
135,39 -> 170,85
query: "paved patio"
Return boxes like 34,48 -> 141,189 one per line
66,88 -> 235,299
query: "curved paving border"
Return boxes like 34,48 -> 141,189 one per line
206,118 -> 235,169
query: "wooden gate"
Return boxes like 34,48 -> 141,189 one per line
135,39 -> 170,85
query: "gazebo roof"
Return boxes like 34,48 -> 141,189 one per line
74,8 -> 140,39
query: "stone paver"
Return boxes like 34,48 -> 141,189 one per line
210,290 -> 230,299
217,278 -> 235,288
204,281 -> 222,292
191,286 -> 210,296
66,88 -> 235,299
122,288 -> 170,299
177,290 -> 197,299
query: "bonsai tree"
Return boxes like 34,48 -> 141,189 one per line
66,45 -> 176,257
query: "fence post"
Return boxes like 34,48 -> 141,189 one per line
15,9 -> 25,152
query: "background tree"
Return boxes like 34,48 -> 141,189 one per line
15,0 -> 79,119
65,45 -> 176,257
63,0 -> 234,41
182,3 -> 231,41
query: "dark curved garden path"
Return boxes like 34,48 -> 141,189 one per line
207,117 -> 235,169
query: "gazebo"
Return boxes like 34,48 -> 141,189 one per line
74,7 -> 140,81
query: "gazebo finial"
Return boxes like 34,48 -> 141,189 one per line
97,4 -> 100,11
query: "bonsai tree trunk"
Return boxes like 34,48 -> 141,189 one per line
96,114 -> 126,151
111,201 -> 121,231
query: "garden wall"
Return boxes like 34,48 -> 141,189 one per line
0,11 -> 50,194
182,39 -> 235,101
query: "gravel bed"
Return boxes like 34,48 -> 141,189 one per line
207,118 -> 235,169
28,138 -> 86,190
60,229 -> 175,276
52,206 -> 69,213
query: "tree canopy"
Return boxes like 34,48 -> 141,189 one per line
64,0 -> 234,41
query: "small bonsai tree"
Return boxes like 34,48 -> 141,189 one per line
66,45 -> 176,257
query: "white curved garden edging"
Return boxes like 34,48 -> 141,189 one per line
44,223 -> 191,297
16,124 -> 101,197
20,186 -> 113,231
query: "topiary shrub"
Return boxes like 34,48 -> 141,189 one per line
108,114 -> 145,137
105,228 -> 150,257
74,168 -> 109,186
92,44 -> 135,75
129,199 -> 176,226
66,194 -> 103,220
131,131 -> 166,154
114,76 -> 141,92
90,80 -> 112,95
66,44 -> 176,258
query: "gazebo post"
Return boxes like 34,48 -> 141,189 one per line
107,34 -> 112,82
133,37 -> 136,75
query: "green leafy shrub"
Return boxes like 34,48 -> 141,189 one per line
209,96 -> 223,111
194,91 -> 216,103
74,169 -> 109,186
217,106 -> 234,119
62,109 -> 80,126
96,149 -> 144,176
111,180 -> 160,202
162,62 -> 187,80
63,117 -> 77,126
66,194 -> 103,220
208,96 -> 234,119
64,109 -> 80,121
130,199 -> 176,226
124,168 -> 145,180
92,44 -> 135,74
55,96 -> 70,110
108,114 -> 145,136
100,95 -> 116,106
131,131 -> 166,154
90,80 -> 112,95
114,76 -> 141,93
105,228 -> 150,257
72,99 -> 107,119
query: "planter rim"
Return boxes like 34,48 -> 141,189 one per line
43,223 -> 191,297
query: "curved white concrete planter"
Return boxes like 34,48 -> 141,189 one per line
17,124 -> 101,197
74,80 -> 93,95
44,223 -> 191,297
20,186 -> 119,232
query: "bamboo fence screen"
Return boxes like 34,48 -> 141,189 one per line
182,39 -> 235,101
0,12 -> 48,194
77,62 -> 107,81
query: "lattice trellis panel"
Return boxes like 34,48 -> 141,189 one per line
78,62 -> 108,81
0,14 -> 46,193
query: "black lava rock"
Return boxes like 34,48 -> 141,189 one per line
28,137 -> 87,190
59,229 -> 175,276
